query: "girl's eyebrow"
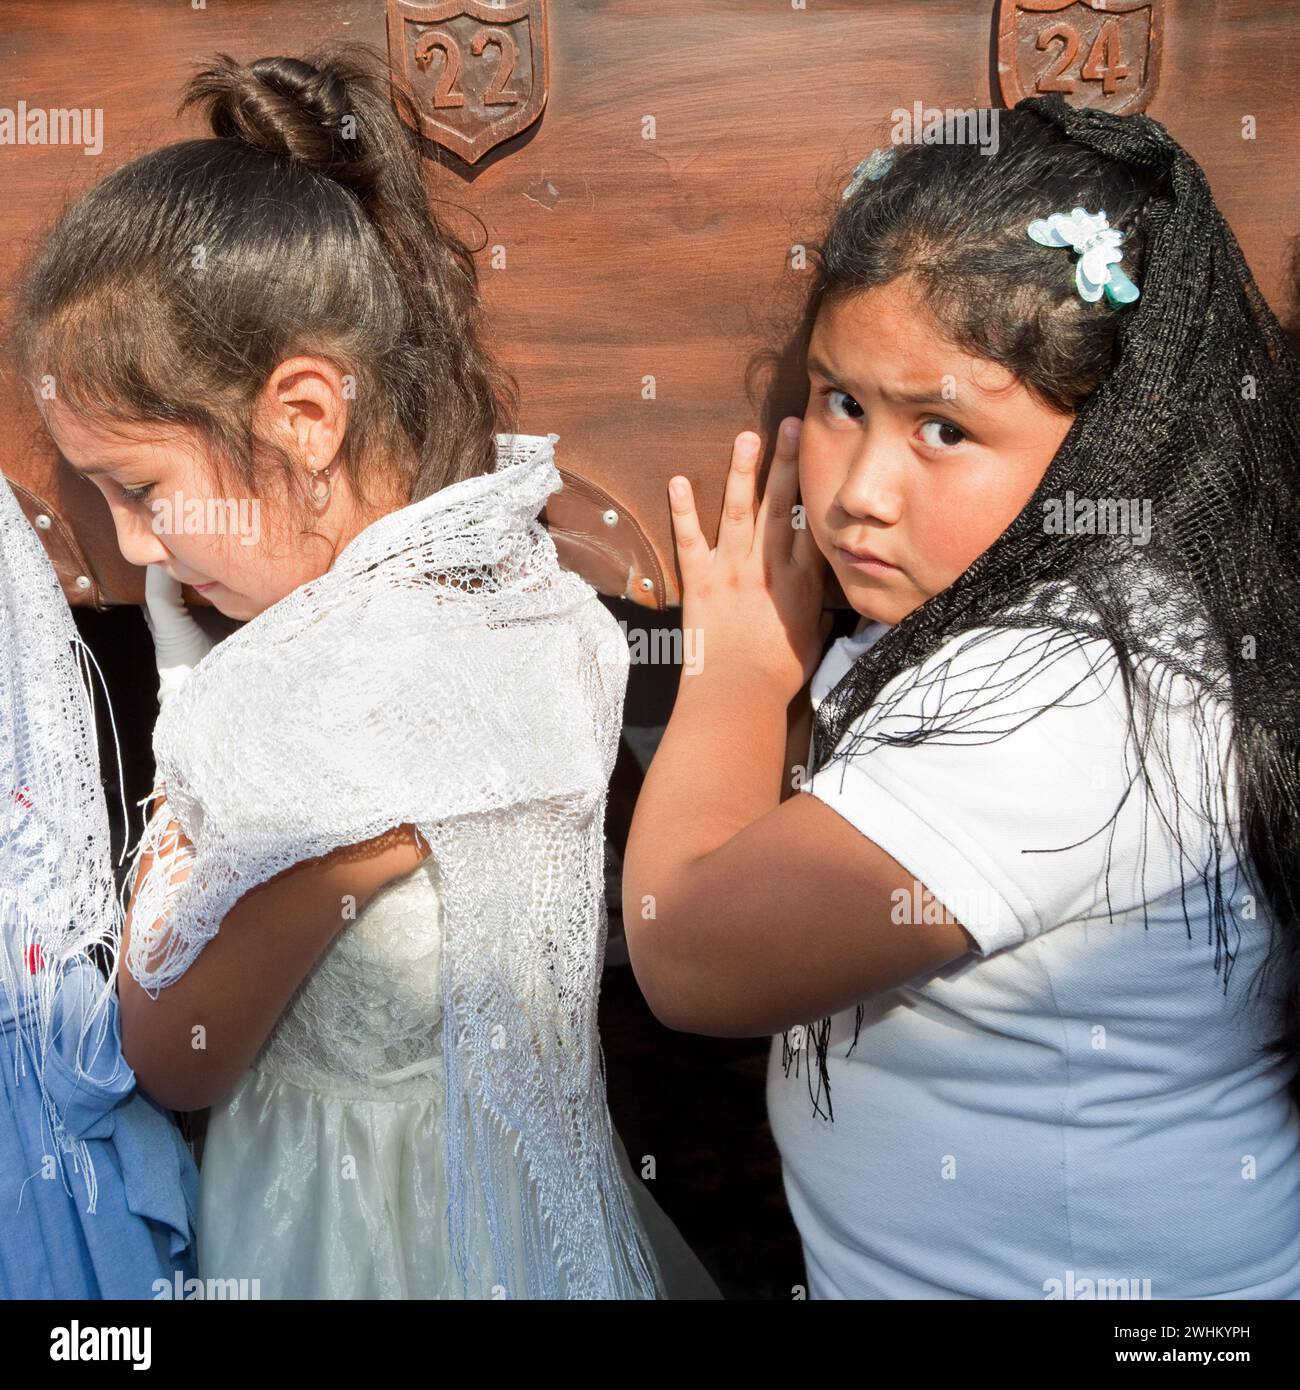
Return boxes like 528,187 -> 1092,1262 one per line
60,455 -> 122,476
807,352 -> 990,415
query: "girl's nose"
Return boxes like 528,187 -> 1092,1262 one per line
834,438 -> 907,526
108,498 -> 171,569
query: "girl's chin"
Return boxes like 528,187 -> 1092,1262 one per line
206,590 -> 250,620
823,562 -> 893,620
836,579 -> 922,627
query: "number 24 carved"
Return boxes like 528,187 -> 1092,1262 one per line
1037,18 -> 1131,97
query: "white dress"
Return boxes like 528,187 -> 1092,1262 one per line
196,854 -> 720,1299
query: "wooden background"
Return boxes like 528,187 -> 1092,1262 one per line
2,0 -> 1298,611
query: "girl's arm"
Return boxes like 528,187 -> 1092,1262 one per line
622,424 -> 972,1038
623,666 -> 972,1038
118,811 -> 430,1111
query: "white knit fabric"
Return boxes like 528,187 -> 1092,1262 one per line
125,433 -> 663,1298
0,470 -> 125,1212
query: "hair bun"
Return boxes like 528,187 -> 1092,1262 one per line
183,51 -> 362,176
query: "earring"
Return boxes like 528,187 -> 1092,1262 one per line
307,454 -> 333,507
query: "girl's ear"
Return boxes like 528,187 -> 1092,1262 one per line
256,354 -> 351,468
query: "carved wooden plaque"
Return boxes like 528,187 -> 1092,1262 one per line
386,0 -> 549,165
998,0 -> 1165,115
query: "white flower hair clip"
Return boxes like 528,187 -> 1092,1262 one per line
842,146 -> 896,200
1026,206 -> 1140,307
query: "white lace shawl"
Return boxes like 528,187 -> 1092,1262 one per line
124,433 -> 662,1298
0,469 -> 126,1213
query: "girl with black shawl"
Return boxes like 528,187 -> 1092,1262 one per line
623,94 -> 1300,1299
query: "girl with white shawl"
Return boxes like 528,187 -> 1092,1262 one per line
15,44 -> 718,1300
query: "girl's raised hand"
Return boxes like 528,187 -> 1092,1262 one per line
668,418 -> 828,704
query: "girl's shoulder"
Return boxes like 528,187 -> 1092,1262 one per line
817,563 -> 1231,772
817,602 -> 1120,743
804,573 -> 1242,954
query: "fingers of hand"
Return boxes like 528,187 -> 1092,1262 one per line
791,502 -> 828,575
668,474 -> 705,581
758,418 -> 803,555
716,432 -> 761,559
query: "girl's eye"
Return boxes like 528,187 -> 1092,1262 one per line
119,482 -> 155,503
918,419 -> 966,450
823,387 -> 864,421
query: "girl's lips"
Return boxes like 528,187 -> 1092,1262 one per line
836,546 -> 899,573
191,581 -> 218,592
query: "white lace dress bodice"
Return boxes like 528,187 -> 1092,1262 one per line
246,855 -> 450,1102
195,855 -> 720,1299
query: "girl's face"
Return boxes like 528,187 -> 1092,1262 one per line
41,359 -> 384,622
799,275 -> 1077,625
